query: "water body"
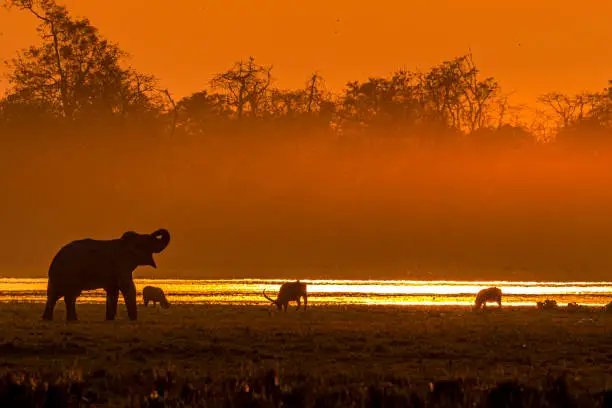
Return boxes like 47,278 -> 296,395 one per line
1,279 -> 611,307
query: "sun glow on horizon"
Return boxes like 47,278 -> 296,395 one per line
0,278 -> 611,307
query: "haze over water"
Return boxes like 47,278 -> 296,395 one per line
1,279 -> 611,307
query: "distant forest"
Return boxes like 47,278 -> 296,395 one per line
2,0 -> 611,149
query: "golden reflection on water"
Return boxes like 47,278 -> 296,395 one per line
0,278 -> 611,307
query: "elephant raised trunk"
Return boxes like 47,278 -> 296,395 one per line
150,229 -> 170,253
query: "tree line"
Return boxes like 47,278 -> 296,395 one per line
1,0 -> 611,149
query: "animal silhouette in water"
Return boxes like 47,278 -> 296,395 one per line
143,286 -> 170,309
263,280 -> 308,311
42,229 -> 170,321
473,287 -> 502,311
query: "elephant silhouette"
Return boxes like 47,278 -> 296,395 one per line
42,229 -> 170,321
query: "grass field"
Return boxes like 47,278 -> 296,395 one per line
1,303 -> 612,406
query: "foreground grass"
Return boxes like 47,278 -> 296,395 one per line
1,303 -> 612,406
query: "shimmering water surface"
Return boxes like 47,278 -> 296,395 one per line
1,279 -> 611,307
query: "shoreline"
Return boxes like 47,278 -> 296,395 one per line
1,278 -> 612,308
0,299 -> 611,309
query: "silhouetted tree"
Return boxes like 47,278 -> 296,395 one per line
175,90 -> 232,135
538,82 -> 612,147
555,118 -> 612,148
264,88 -> 307,118
340,77 -> 390,129
3,0 -> 160,121
338,74 -> 423,136
334,54 -> 500,138
589,80 -> 612,127
263,74 -> 332,122
537,92 -> 599,128
304,73 -> 329,115
419,53 -> 500,132
0,89 -> 55,124
210,57 -> 272,119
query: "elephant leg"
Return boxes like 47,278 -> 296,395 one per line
42,283 -> 61,321
105,287 -> 119,321
120,280 -> 138,321
65,295 -> 78,321
42,294 -> 60,321
144,298 -> 149,307
303,294 -> 308,310
295,298 -> 301,311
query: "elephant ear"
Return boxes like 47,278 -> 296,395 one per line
121,231 -> 157,268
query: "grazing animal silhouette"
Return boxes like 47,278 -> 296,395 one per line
537,299 -> 558,311
42,229 -> 170,321
143,286 -> 170,309
473,287 -> 502,311
566,301 -> 586,312
263,280 -> 307,312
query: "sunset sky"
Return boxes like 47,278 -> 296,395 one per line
1,0 -> 611,107
2,1 -> 612,281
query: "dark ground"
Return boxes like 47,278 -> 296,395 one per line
1,303 -> 612,406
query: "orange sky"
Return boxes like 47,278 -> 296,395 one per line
1,0 -> 612,108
